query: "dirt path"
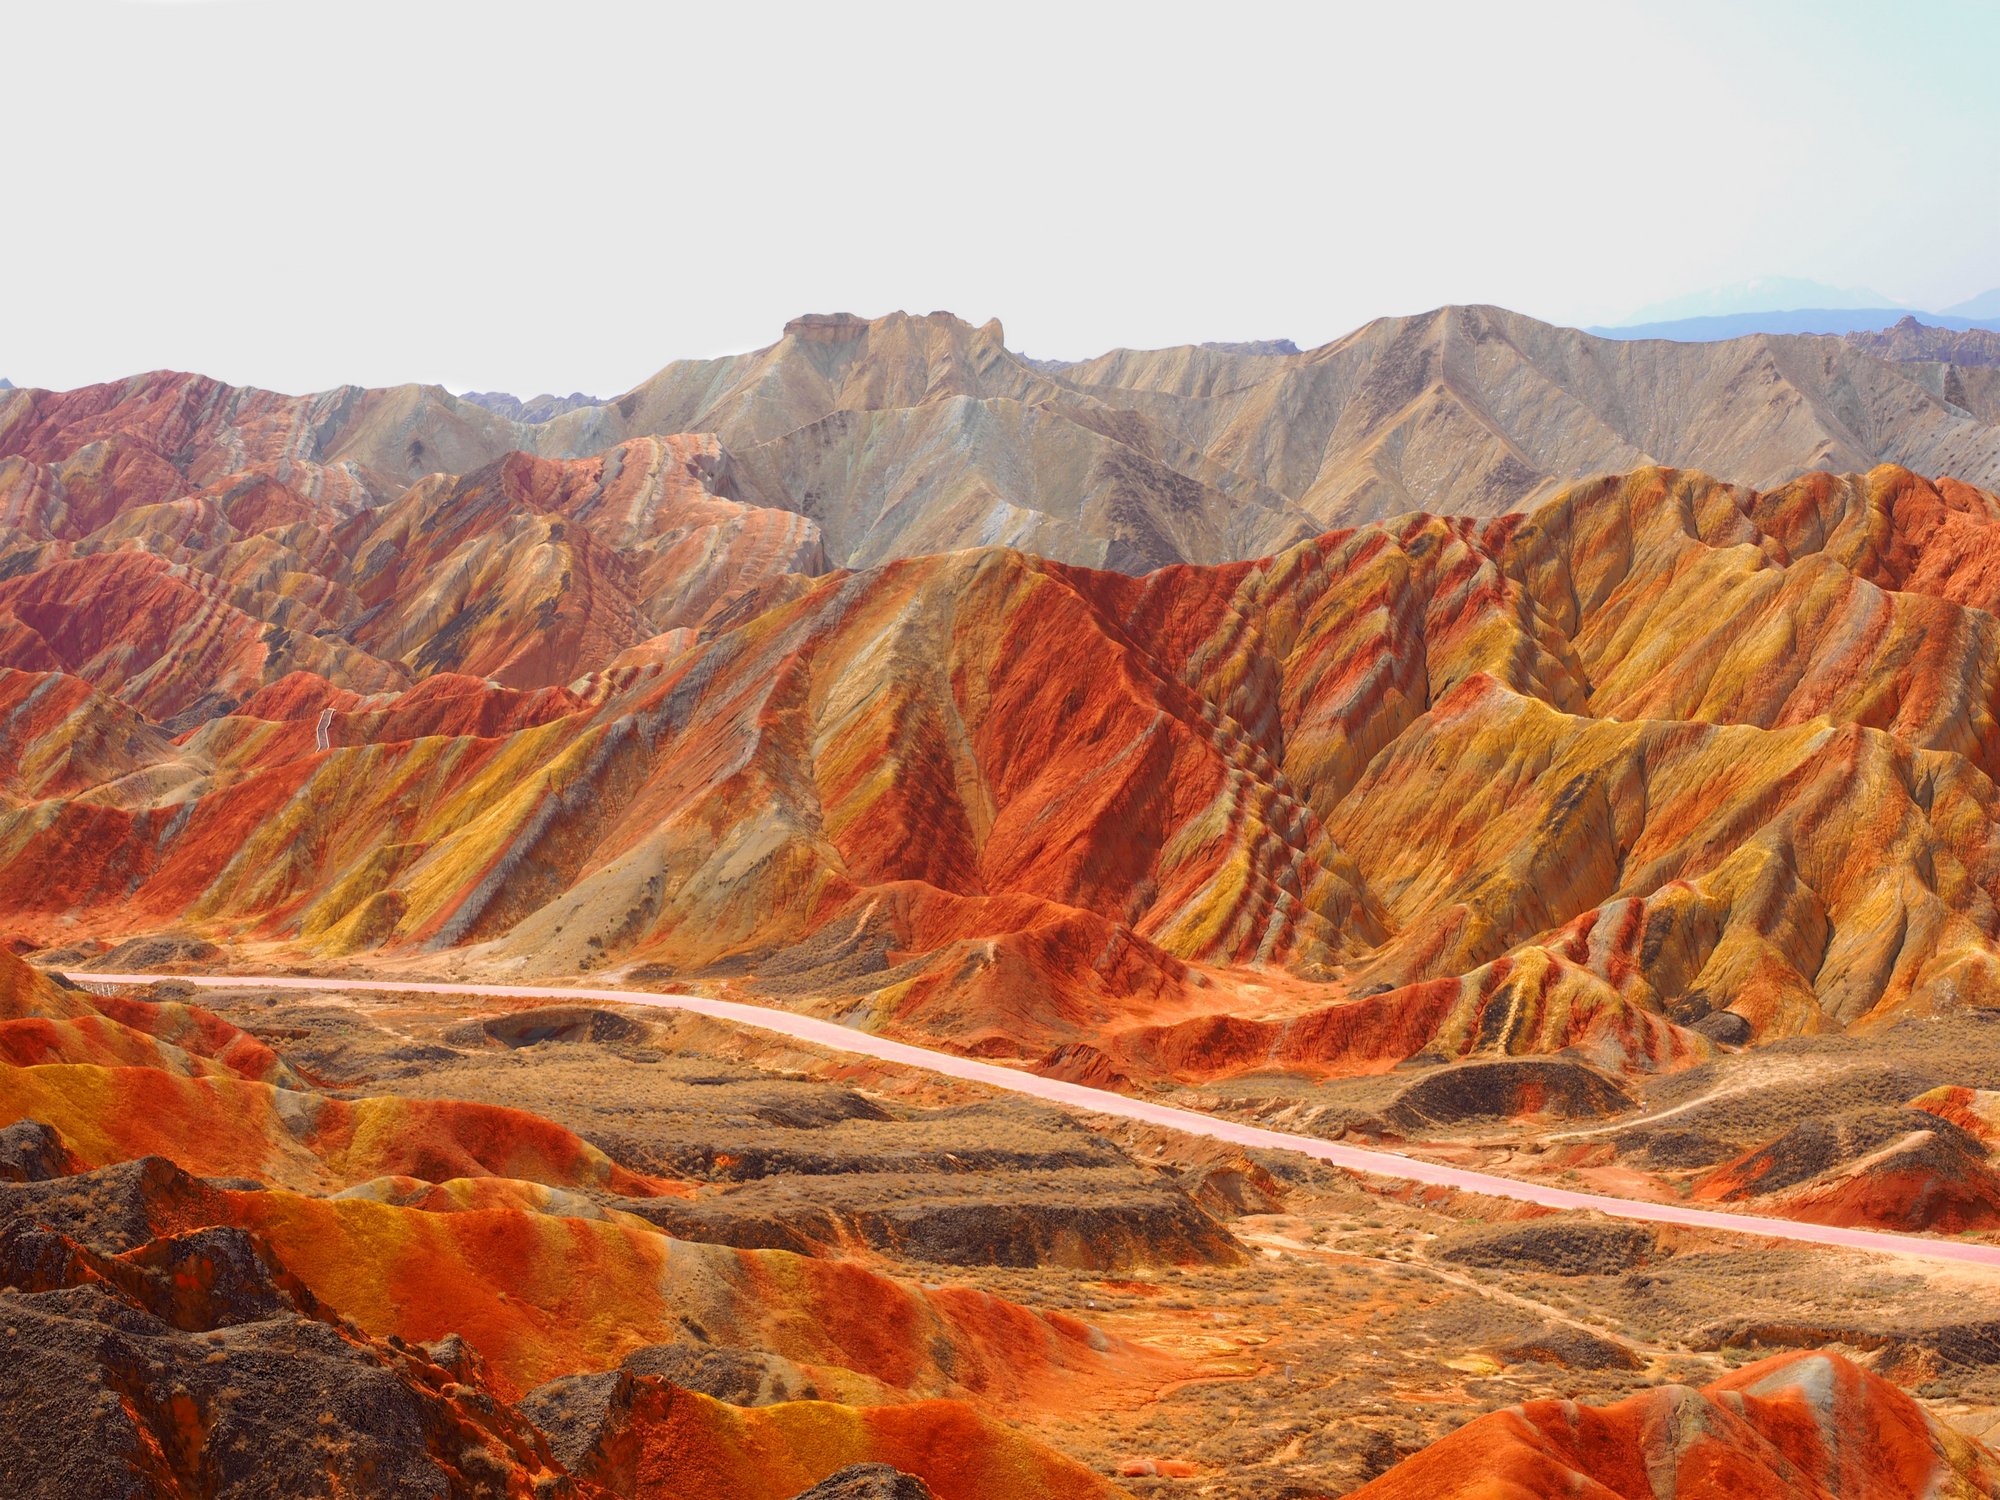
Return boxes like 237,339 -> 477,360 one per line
1235,1220 -> 1694,1367
71,970 -> 2000,1270
1543,1081 -> 1772,1141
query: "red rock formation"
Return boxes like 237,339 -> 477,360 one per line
323,442 -> 821,687
530,1372 -> 1127,1500
0,948 -> 296,1083
1350,1351 -> 2000,1498
7,465 -> 2000,1086
0,1056 -> 688,1197
1689,1099 -> 2000,1234
0,550 -> 402,719
0,960 -> 1182,1442
0,667 -> 187,801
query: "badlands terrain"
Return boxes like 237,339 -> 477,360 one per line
9,310 -> 2000,1495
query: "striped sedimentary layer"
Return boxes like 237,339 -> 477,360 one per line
7,466 -> 2000,1080
0,433 -> 825,713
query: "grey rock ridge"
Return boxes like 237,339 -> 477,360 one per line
1845,316 -> 2000,368
11,304 -> 2000,573
1197,337 -> 1301,355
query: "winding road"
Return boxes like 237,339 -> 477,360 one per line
72,970 -> 2000,1271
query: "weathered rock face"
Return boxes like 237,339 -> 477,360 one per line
0,1215 -> 585,1500
0,1194 -> 1116,1500
0,1137 -> 1167,1411
1349,1351 -> 2000,1499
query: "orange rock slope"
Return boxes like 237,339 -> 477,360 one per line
1351,1351 -> 2000,1499
7,463 -> 2000,1086
0,951 -> 1158,1495
538,1376 -> 1126,1500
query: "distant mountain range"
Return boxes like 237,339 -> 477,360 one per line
1615,275 -> 1900,324
1022,336 -> 1300,374
10,305 -> 2000,574
1593,307 -> 2000,341
1595,278 -> 2000,342
1945,288 -> 2000,319
457,389 -> 602,423
1845,316 -> 2000,369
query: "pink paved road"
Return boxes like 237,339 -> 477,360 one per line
75,970 -> 2000,1271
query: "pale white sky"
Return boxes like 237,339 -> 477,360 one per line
7,0 -> 1999,394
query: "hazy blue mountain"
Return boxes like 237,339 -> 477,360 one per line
1613,276 -> 1900,326
1943,288 -> 2000,319
1589,309 -> 2000,342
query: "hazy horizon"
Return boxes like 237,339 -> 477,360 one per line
8,0 -> 1998,395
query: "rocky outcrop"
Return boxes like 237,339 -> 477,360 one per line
644,1189 -> 1239,1270
0,1216 -> 583,1499
1382,1059 -> 1636,1130
1434,1220 -> 1657,1277
1694,1103 -> 2000,1233
519,1371 -> 1125,1500
0,963 -> 1167,1498
1351,1352 -> 2000,1498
